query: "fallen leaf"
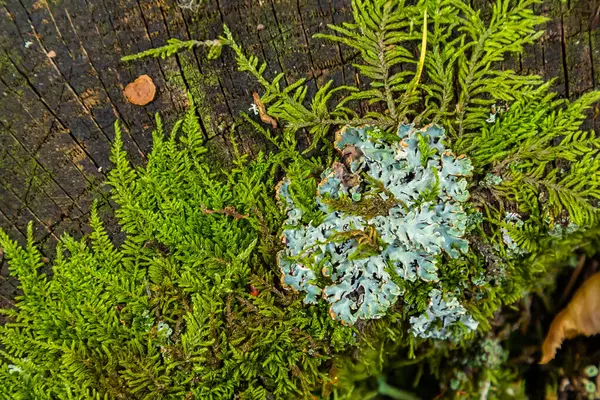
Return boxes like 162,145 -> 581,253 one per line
540,272 -> 600,364
252,92 -> 278,128
47,50 -> 56,58
124,75 -> 156,106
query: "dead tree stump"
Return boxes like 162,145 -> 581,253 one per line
0,0 -> 598,305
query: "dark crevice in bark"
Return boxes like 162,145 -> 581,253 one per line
560,7 -> 570,98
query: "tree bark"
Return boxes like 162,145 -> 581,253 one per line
0,0 -> 598,304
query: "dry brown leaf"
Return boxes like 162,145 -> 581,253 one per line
124,75 -> 156,106
252,92 -> 277,128
540,272 -> 600,364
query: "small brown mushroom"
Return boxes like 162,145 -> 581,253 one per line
124,75 -> 156,106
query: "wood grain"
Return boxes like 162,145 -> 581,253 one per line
0,0 -> 597,302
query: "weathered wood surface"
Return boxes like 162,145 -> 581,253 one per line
0,0 -> 598,305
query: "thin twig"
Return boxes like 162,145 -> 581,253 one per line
201,206 -> 248,220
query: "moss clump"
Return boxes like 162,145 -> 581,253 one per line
3,0 -> 600,398
0,110 -> 355,399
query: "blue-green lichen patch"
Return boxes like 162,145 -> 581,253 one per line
277,124 -> 477,332
500,212 -> 528,256
409,289 -> 478,340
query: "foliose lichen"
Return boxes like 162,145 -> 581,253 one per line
409,289 -> 479,340
479,173 -> 503,187
157,321 -> 173,340
545,214 -> 579,239
473,338 -> 508,368
276,124 -> 477,335
501,212 -> 528,256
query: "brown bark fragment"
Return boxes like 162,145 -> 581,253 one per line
252,91 -> 278,128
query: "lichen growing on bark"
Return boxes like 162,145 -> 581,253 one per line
277,124 -> 477,331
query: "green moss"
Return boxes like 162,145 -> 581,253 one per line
3,0 -> 600,398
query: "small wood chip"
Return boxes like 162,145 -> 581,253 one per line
252,92 -> 278,128
124,75 -> 156,106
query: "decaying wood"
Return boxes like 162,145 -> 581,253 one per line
0,0 -> 355,304
0,0 -> 599,306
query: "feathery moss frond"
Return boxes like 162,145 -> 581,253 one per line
3,1 -> 600,398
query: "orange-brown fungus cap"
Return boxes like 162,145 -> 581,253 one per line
124,75 -> 156,106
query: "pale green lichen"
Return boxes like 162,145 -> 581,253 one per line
276,124 -> 478,335
545,213 -> 579,239
501,212 -> 528,256
409,289 -> 478,340
480,173 -> 503,187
